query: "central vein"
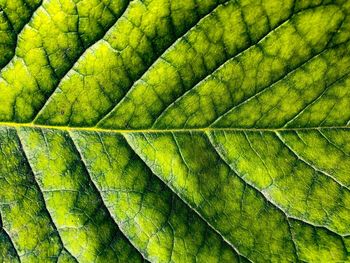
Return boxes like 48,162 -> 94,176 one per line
0,122 -> 349,133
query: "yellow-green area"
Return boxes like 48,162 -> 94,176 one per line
0,0 -> 350,262
1,125 -> 350,262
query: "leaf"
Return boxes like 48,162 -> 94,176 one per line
0,0 -> 350,262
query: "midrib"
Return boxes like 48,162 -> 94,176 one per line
0,122 -> 349,133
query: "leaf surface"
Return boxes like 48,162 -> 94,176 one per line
0,0 -> 350,262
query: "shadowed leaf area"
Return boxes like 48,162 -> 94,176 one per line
0,0 -> 350,262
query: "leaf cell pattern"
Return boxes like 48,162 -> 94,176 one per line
0,0 -> 350,262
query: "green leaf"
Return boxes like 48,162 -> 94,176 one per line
0,0 -> 350,262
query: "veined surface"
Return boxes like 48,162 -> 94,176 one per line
0,0 -> 350,262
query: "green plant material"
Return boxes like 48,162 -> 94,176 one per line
0,0 -> 350,262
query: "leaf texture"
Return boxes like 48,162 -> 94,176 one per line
0,0 -> 350,262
